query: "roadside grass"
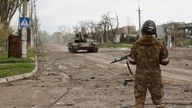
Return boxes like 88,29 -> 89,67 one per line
0,47 -> 36,78
180,38 -> 192,46
103,43 -> 133,48
0,63 -> 35,78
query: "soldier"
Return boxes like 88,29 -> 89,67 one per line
128,20 -> 169,108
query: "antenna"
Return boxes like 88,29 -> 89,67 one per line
138,0 -> 141,37
138,0 -> 140,6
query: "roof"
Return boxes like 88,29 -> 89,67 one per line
177,23 -> 192,29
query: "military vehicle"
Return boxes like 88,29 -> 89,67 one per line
67,33 -> 99,53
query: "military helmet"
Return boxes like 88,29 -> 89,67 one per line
141,20 -> 157,36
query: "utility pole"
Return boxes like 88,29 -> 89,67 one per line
21,0 -> 29,58
30,0 -> 34,47
33,1 -> 38,46
138,6 -> 141,37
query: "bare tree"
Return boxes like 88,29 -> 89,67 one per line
58,25 -> 73,44
78,21 -> 87,34
89,22 -> 96,34
99,12 -> 120,43
52,32 -> 62,44
109,12 -> 119,42
73,21 -> 88,35
73,25 -> 80,34
0,0 -> 19,34
95,22 -> 103,44
0,0 -> 19,48
73,20 -> 96,38
71,12 -> 120,45
100,13 -> 111,43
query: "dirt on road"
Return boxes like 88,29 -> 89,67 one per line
0,44 -> 192,108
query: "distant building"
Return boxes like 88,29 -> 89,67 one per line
157,22 -> 185,37
157,22 -> 192,47
116,26 -> 137,35
114,26 -> 137,43
177,23 -> 192,38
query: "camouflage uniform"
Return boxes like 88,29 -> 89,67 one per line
128,35 -> 169,108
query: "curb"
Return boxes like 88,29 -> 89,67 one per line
0,56 -> 38,84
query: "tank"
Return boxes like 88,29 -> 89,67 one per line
67,33 -> 99,53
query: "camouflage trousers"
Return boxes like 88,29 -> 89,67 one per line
134,75 -> 165,108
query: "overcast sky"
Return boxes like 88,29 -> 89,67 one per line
12,0 -> 192,34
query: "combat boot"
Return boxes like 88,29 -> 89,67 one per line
135,103 -> 144,108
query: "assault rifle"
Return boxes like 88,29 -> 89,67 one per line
111,55 -> 134,85
111,55 -> 129,63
